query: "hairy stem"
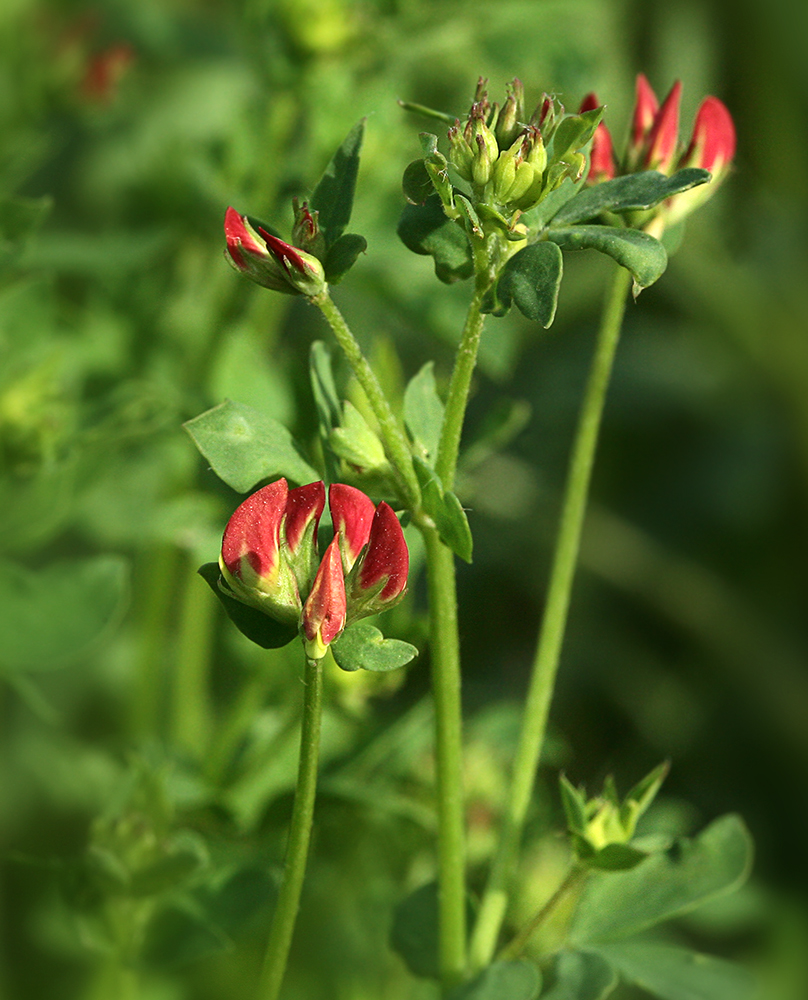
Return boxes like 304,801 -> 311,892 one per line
469,265 -> 632,969
312,290 -> 420,508
258,656 -> 323,1000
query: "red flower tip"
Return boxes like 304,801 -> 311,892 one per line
302,537 -> 347,658
579,93 -> 615,183
358,502 -> 409,602
221,478 -> 288,585
224,207 -> 266,268
285,482 -> 325,556
329,483 -> 376,571
632,74 -> 660,148
683,96 -> 736,174
257,227 -> 310,275
579,92 -> 601,114
643,80 -> 682,173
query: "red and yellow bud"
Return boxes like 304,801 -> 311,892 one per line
219,479 -> 301,623
580,93 -> 616,184
329,483 -> 375,573
642,80 -> 682,174
284,481 -> 326,592
627,73 -> 660,169
302,538 -> 347,660
224,207 -> 326,296
356,502 -> 409,604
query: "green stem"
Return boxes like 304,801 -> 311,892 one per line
258,656 -> 324,1000
312,290 -> 420,508
469,265 -> 632,970
496,864 -> 586,963
424,525 -> 467,988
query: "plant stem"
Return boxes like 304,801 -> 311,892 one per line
258,656 -> 323,1000
312,290 -> 420,508
469,264 -> 632,970
424,525 -> 467,989
435,286 -> 487,486
496,864 -> 586,963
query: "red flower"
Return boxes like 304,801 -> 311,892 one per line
223,207 -> 325,296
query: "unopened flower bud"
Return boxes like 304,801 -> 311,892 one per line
329,483 -> 376,573
642,80 -> 682,174
283,481 -> 326,594
448,121 -> 475,181
302,538 -> 347,660
347,501 -> 409,620
291,198 -> 326,258
579,93 -> 616,183
224,207 -> 326,296
496,78 -> 525,148
626,73 -> 660,170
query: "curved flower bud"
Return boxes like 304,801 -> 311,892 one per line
580,93 -> 616,184
642,80 -> 682,174
284,481 -> 326,593
496,78 -> 525,149
302,537 -> 347,660
224,207 -> 326,296
626,73 -> 660,169
329,483 -> 376,573
219,479 -> 301,624
344,502 -> 409,623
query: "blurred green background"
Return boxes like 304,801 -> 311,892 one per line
2,0 -> 807,998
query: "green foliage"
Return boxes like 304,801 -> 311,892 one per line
546,225 -> 668,295
397,195 -> 474,283
198,563 -> 298,649
310,120 -> 365,249
331,623 -> 418,672
413,456 -> 474,562
542,950 -> 618,1000
484,242 -> 564,326
448,960 -> 541,1000
184,399 -> 318,493
404,361 -> 445,465
551,169 -> 711,225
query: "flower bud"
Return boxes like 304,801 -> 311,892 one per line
346,501 -> 409,621
291,198 -> 326,258
496,78 -> 525,148
224,207 -> 326,297
219,479 -> 302,624
302,537 -> 347,660
448,121 -> 475,182
626,73 -> 660,170
329,483 -> 376,573
642,80 -> 682,174
580,93 -> 616,184
283,481 -> 326,594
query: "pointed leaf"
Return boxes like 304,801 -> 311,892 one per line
570,815 -> 753,945
592,942 -> 755,1000
548,108 -> 603,165
324,233 -> 367,283
198,563 -> 298,649
184,399 -> 318,493
413,457 -> 473,563
389,881 -> 442,979
398,195 -> 473,283
331,623 -> 417,673
541,950 -> 618,1000
488,242 -> 563,325
588,843 -> 648,872
404,362 -> 445,464
403,159 -> 434,205
547,225 -> 667,293
0,556 -> 128,673
447,961 -> 541,1000
551,168 -> 711,225
310,120 -> 364,247
560,774 -> 588,834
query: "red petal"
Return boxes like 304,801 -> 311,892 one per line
329,483 -> 376,570
221,479 -> 288,581
302,537 -> 347,647
684,96 -> 736,173
285,481 -> 325,555
632,74 -> 660,149
643,80 -> 682,172
358,502 -> 409,601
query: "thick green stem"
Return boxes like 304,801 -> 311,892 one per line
469,265 -> 632,970
258,656 -> 323,1000
312,290 -> 420,508
424,526 -> 467,988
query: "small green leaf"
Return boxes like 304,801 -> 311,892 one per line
309,341 -> 341,484
588,843 -> 648,872
413,457 -> 473,563
456,194 -> 484,240
522,177 -> 583,233
448,961 -> 541,1000
128,833 -> 208,897
404,362 -> 445,464
198,564 -> 298,650
593,942 -> 755,1000
331,623 -> 417,673
621,760 -> 670,828
403,159 -> 434,205
390,881 -> 442,979
310,120 -> 365,248
0,556 -> 129,673
329,401 -> 387,470
184,399 -> 318,494
324,233 -> 367,283
548,108 -> 603,166
487,242 -> 563,326
546,225 -> 667,294
541,950 -> 618,1000
570,814 -> 753,945
550,169 -> 711,225
560,774 -> 588,834
398,195 -> 473,283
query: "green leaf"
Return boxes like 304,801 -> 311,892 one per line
522,177 -> 583,233
546,226 -> 667,295
487,242 -> 563,326
331,623 -> 417,673
0,556 -> 128,673
548,108 -> 603,165
198,563 -> 298,650
560,774 -> 588,834
448,961 -> 541,1000
570,815 -> 753,945
390,881 -> 442,979
592,942 -> 755,1000
398,195 -> 473,283
309,341 -> 341,435
310,120 -> 365,248
542,950 -> 618,1000
403,158 -> 434,205
184,399 -> 318,494
550,169 -> 711,225
413,457 -> 473,563
404,362 -> 445,464
588,843 -> 649,872
323,233 -> 367,283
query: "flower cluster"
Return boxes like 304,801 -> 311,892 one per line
219,479 -> 409,660
445,77 -> 602,218
581,74 -> 736,228
224,205 -> 327,297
